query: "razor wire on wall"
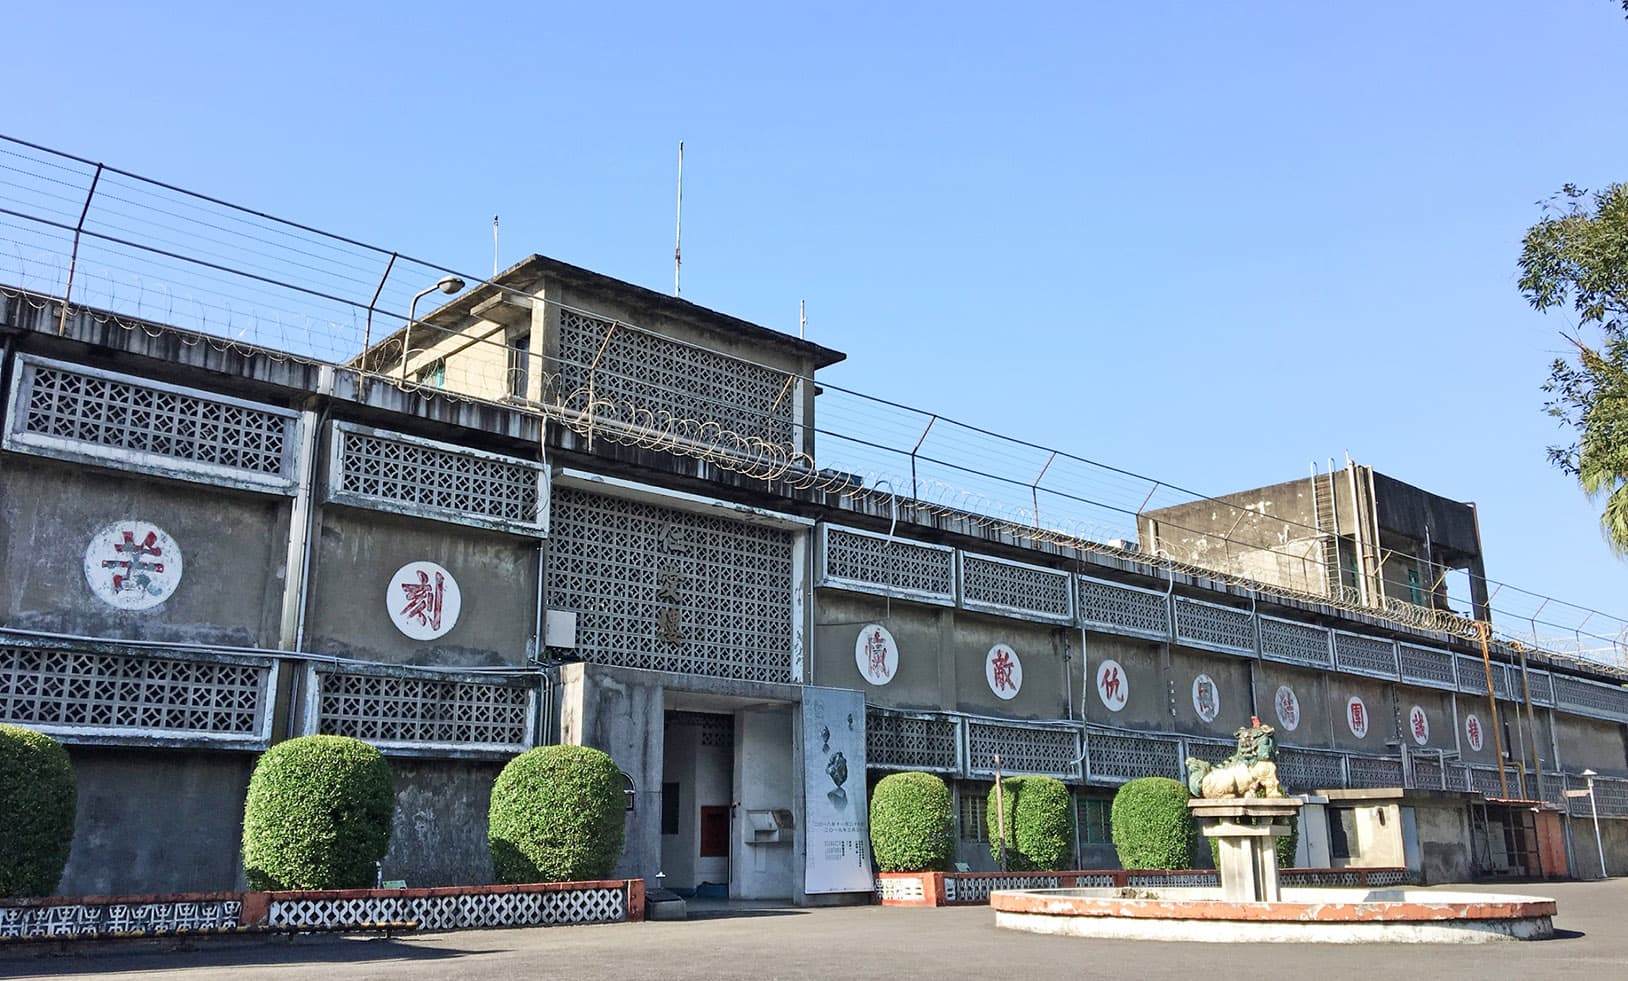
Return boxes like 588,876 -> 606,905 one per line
1,133 -> 1624,672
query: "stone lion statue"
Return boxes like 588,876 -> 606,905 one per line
1184,717 -> 1285,800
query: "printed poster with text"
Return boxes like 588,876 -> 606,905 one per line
802,686 -> 872,894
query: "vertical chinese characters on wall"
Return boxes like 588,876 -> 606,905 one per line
655,522 -> 689,646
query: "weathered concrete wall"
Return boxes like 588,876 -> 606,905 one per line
1257,662 -> 1334,748
1324,675 -> 1400,754
1394,686 -> 1456,758
59,747 -> 253,896
1080,633 -> 1167,730
812,592 -> 947,710
951,613 -> 1066,719
1567,815 -> 1628,880
734,706 -> 795,899
0,457 -> 288,647
557,663 -> 665,885
812,593 -> 1071,720
1553,713 -> 1628,778
382,758 -> 504,887
1411,800 -> 1473,883
304,506 -> 538,667
1167,647 -> 1253,738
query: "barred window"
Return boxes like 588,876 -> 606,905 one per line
959,785 -> 991,842
1077,796 -> 1113,844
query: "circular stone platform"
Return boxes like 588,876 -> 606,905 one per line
990,887 -> 1556,944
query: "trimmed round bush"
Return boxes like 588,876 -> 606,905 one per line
489,745 -> 626,883
241,735 -> 395,890
985,775 -> 1075,872
869,772 -> 955,872
0,725 -> 76,898
1110,777 -> 1196,870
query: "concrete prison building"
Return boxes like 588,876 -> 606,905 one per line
1,254 -> 1626,904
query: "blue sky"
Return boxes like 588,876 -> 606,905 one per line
5,2 -> 1628,648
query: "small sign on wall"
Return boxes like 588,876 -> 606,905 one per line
387,561 -> 462,640
1096,659 -> 1128,712
83,521 -> 183,610
1346,696 -> 1369,739
1192,673 -> 1219,723
1274,685 -> 1300,732
986,644 -> 1022,699
1408,705 -> 1430,746
855,624 -> 897,686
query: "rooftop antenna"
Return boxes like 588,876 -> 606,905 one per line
799,299 -> 806,340
492,214 -> 500,277
674,141 -> 684,296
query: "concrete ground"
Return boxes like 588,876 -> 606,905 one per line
3,880 -> 1623,981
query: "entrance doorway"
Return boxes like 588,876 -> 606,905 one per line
661,711 -> 735,895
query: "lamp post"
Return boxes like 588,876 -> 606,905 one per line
1582,769 -> 1607,878
399,275 -> 466,384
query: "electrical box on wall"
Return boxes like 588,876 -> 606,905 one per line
744,808 -> 795,844
544,609 -> 578,649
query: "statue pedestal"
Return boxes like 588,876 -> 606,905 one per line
1189,798 -> 1303,903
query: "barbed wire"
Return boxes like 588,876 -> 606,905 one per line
1,132 -> 1625,673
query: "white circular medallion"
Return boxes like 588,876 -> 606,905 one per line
387,561 -> 462,640
1408,705 -> 1430,746
83,521 -> 183,611
1274,685 -> 1301,732
985,643 -> 1022,700
1096,658 -> 1128,712
1464,712 -> 1485,753
1346,696 -> 1369,739
1191,673 -> 1220,723
855,624 -> 898,686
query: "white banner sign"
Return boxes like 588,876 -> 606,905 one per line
802,687 -> 871,894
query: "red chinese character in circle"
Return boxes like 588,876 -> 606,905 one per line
864,630 -> 892,679
1349,700 -> 1366,733
1412,708 -> 1428,740
1101,667 -> 1122,704
991,649 -> 1016,692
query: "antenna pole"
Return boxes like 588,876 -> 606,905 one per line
674,141 -> 684,296
492,214 -> 500,277
799,299 -> 806,340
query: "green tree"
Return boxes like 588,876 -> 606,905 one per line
1518,183 -> 1628,554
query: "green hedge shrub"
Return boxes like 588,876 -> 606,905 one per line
869,772 -> 955,872
0,725 -> 76,898
985,775 -> 1075,871
241,735 -> 395,890
1110,777 -> 1196,870
489,745 -> 626,883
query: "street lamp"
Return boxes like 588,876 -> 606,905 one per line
399,275 -> 466,384
1582,769 -> 1607,878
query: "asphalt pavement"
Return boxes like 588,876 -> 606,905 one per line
3,879 -> 1622,981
